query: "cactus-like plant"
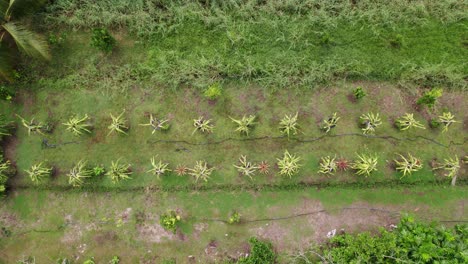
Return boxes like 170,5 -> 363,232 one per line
106,159 -> 132,183
233,155 -> 258,180
188,161 -> 214,182
318,156 -> 337,176
395,113 -> 425,131
433,156 -> 460,179
279,113 -> 299,138
67,160 -> 92,187
438,112 -> 457,132
258,161 -> 270,175
0,157 -> 11,186
192,116 -> 214,135
0,114 -> 12,136
63,114 -> 92,136
148,156 -> 171,179
107,111 -> 128,136
16,115 -> 46,135
230,115 -> 256,136
351,154 -> 378,177
175,165 -> 188,176
394,153 -> 422,178
360,113 -> 382,134
25,162 -> 52,184
277,150 -> 302,178
322,112 -> 340,133
140,114 -> 170,134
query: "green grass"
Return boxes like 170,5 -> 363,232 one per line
0,186 -> 466,263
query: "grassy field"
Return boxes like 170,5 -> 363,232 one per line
0,0 -> 467,263
0,186 -> 466,263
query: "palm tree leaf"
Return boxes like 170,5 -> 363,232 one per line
1,22 -> 50,60
3,0 -> 47,20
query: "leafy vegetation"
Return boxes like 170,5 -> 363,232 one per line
230,115 -> 256,136
1,0 -> 50,81
0,114 -> 12,136
147,156 -> 171,179
107,111 -> 128,136
417,88 -> 443,108
322,113 -> 340,133
90,28 -> 115,52
16,115 -> 46,135
318,156 -> 337,176
395,113 -> 425,131
353,86 -> 366,100
67,160 -> 92,187
192,116 -> 214,135
160,210 -> 180,234
233,155 -> 258,180
299,217 -> 468,263
0,156 -> 11,192
359,112 -> 382,134
228,211 -> 241,224
279,113 -> 299,138
238,237 -> 276,264
351,154 -> 378,177
25,162 -> 52,184
203,83 -> 222,100
277,150 -> 301,178
63,114 -> 92,136
438,112 -> 457,132
188,161 -> 214,183
106,159 -> 132,183
394,153 -> 422,178
139,114 -> 170,134
433,156 -> 460,179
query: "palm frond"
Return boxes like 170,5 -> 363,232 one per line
2,22 -> 50,60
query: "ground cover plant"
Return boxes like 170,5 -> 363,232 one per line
0,0 -> 467,262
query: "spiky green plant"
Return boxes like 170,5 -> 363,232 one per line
25,162 -> 52,184
67,160 -> 92,187
277,150 -> 302,178
192,116 -> 214,134
140,114 -> 170,134
351,154 -> 378,177
107,111 -> 128,136
395,113 -> 425,131
279,112 -> 299,137
233,155 -> 258,180
438,112 -> 457,132
0,114 -> 12,136
147,156 -> 171,179
394,153 -> 422,178
106,159 -> 132,183
318,155 -> 337,176
322,112 -> 340,133
433,156 -> 460,179
188,161 -> 214,182
230,115 -> 256,136
0,156 -> 11,185
63,114 -> 92,136
360,112 -> 382,134
16,114 -> 45,135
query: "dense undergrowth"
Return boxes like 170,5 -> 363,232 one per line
38,0 -> 468,91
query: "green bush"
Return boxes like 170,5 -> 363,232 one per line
92,165 -> 106,177
353,86 -> 366,100
160,210 -> 181,233
417,88 -> 443,108
228,211 -> 241,224
203,83 -> 223,100
0,85 -> 13,101
48,32 -> 68,46
308,217 -> 468,263
91,28 -> 115,52
238,237 -> 276,264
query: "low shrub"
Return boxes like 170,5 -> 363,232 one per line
203,83 -> 223,100
160,210 -> 181,233
91,28 -> 115,52
238,237 -> 276,264
417,87 -> 443,108
228,211 -> 241,224
353,86 -> 366,100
